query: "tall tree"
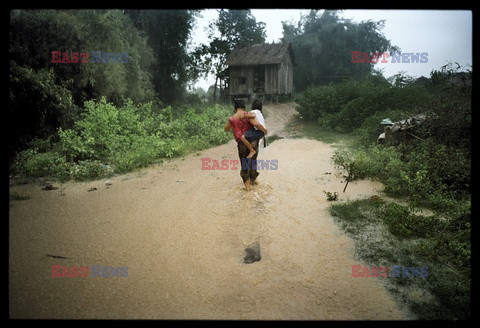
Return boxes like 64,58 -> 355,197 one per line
282,10 -> 397,90
126,10 -> 197,104
10,9 -> 156,106
192,9 -> 266,102
9,9 -> 156,156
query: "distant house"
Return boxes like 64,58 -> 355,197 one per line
225,42 -> 295,103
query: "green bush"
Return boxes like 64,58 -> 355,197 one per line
331,199 -> 470,320
295,77 -> 434,136
70,160 -> 113,181
295,85 -> 339,121
12,97 -> 232,181
311,68 -> 471,320
382,202 -> 441,239
341,138 -> 470,214
405,140 -> 471,201
12,149 -> 68,178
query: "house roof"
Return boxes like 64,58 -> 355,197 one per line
225,42 -> 295,66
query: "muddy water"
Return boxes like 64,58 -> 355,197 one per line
9,103 -> 411,319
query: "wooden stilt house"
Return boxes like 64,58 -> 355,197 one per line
225,42 -> 295,103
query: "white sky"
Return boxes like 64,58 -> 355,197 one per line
191,9 -> 472,90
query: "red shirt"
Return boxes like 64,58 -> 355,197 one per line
228,111 -> 252,142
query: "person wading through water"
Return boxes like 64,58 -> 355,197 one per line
224,99 -> 267,191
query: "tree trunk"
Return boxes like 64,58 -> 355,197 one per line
213,76 -> 218,104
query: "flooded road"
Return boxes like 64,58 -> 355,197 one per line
9,103 -> 411,319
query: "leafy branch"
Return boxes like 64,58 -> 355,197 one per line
331,149 -> 358,193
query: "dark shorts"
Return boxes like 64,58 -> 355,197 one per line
244,128 -> 265,142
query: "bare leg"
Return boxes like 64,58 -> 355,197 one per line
238,138 -> 258,192
244,178 -> 251,191
240,136 -> 256,158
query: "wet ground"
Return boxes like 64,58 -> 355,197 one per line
9,103 -> 412,319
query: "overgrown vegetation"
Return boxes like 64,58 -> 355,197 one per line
9,9 -> 268,163
11,98 -> 232,181
296,63 -> 471,212
295,63 -> 471,320
330,199 -> 470,320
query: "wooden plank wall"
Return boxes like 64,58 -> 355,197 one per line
229,66 -> 254,95
278,53 -> 293,95
264,64 -> 278,95
229,61 -> 292,97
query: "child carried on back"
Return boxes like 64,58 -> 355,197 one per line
246,99 -> 267,149
224,99 -> 267,158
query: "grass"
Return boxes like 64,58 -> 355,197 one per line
285,114 -> 357,147
288,111 -> 470,319
11,100 -> 233,183
330,199 -> 470,320
9,192 -> 31,201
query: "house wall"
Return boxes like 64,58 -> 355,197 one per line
229,66 -> 254,96
264,64 -> 278,95
230,65 -> 281,97
229,57 -> 293,98
277,53 -> 293,95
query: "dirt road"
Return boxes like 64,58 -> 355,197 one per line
9,103 -> 412,319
